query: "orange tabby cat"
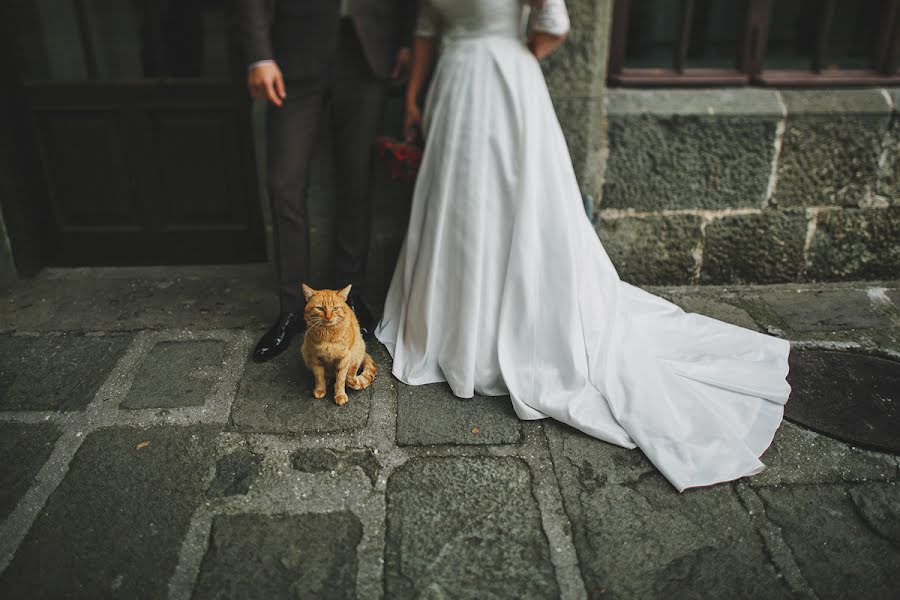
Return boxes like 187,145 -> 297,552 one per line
300,284 -> 377,405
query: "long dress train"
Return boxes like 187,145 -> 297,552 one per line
375,0 -> 791,491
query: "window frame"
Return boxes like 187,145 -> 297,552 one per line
607,0 -> 900,87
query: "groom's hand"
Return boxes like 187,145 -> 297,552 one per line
247,62 -> 286,107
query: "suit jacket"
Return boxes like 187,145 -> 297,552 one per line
236,0 -> 417,80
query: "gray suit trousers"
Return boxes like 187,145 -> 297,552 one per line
266,21 -> 387,313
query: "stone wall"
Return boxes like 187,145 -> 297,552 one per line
599,87 -> 900,285
543,0 -> 614,201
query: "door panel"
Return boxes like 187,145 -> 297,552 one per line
6,0 -> 266,266
35,109 -> 141,229
152,109 -> 245,227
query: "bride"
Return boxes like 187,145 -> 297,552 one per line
374,0 -> 791,491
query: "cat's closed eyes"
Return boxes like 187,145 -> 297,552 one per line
300,284 -> 377,405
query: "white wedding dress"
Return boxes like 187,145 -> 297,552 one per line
375,0 -> 791,491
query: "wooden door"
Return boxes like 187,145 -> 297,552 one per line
4,0 -> 266,266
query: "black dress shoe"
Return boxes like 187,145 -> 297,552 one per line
252,312 -> 304,362
347,294 -> 376,335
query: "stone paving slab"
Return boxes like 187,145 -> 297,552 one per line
230,340 -> 372,433
848,482 -> 900,544
292,448 -> 380,486
122,340 -> 226,409
889,288 -> 900,306
396,382 -> 523,446
662,294 -> 761,331
0,333 -> 132,411
756,483 -> 900,600
0,423 -> 60,520
193,512 -> 363,600
0,426 -> 220,599
385,457 -> 558,599
750,288 -> 896,333
544,422 -> 792,600
753,422 -> 899,486
206,450 -> 264,498
0,265 -> 276,332
785,349 -> 900,454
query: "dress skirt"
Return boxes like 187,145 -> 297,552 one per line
375,34 -> 791,491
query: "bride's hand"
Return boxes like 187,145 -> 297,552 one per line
404,103 -> 423,143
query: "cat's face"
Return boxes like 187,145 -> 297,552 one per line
301,284 -> 351,328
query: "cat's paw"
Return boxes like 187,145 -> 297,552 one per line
313,387 -> 327,399
334,393 -> 349,406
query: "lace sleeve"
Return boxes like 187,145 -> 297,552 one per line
530,0 -> 570,36
415,1 -> 441,38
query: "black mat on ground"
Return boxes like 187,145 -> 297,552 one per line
785,350 -> 900,454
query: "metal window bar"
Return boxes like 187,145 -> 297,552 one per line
674,0 -> 695,72
875,0 -> 900,73
607,0 -> 630,77
811,0 -> 836,73
608,0 -> 900,87
740,0 -> 772,77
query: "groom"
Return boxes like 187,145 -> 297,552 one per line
237,0 -> 417,361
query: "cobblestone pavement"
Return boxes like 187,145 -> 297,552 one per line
1,266 -> 899,600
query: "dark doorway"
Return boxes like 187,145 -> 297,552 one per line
3,0 -> 266,267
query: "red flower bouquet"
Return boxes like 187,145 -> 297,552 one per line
373,136 -> 423,183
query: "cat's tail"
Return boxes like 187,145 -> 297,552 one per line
347,353 -> 377,390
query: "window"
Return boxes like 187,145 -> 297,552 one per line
608,0 -> 900,86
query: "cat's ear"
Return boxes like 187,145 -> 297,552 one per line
301,283 -> 316,301
337,284 -> 352,302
